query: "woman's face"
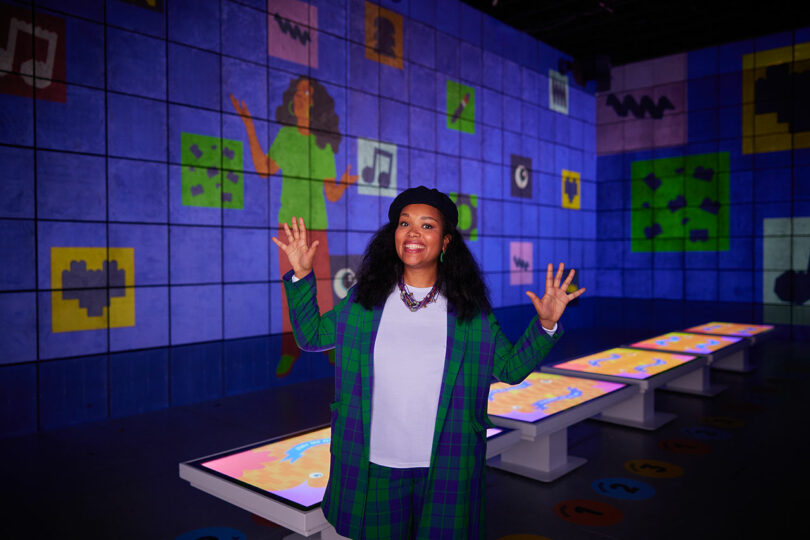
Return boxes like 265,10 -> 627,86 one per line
394,204 -> 451,272
292,79 -> 313,127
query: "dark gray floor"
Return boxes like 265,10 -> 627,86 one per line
3,335 -> 808,540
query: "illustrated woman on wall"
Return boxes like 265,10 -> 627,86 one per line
231,77 -> 357,376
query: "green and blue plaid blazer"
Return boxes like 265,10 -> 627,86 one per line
284,271 -> 562,539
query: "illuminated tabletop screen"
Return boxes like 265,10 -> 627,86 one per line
629,332 -> 742,355
487,372 -> 625,423
193,426 -> 512,510
683,322 -> 774,337
551,348 -> 698,380
199,426 -> 331,510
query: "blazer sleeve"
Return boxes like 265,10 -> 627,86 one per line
282,269 -> 350,352
487,311 -> 564,385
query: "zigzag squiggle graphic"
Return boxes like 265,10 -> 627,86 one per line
606,94 -> 675,119
273,13 -> 312,45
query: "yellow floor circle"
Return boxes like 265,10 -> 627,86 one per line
624,458 -> 684,478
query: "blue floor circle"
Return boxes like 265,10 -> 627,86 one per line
592,477 -> 656,500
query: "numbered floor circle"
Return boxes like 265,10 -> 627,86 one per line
592,477 -> 656,500
624,458 -> 684,479
554,499 -> 622,526
658,438 -> 712,455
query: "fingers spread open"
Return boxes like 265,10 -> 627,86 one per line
553,262 -> 565,288
567,287 -> 586,300
545,263 -> 553,291
561,268 -> 576,290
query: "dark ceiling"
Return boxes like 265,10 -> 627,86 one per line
460,0 -> 809,66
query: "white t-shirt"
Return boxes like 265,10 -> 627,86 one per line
369,285 -> 448,468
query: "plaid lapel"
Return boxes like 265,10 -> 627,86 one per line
360,303 -> 384,458
429,306 -> 467,466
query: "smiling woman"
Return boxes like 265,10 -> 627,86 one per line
273,186 -> 585,539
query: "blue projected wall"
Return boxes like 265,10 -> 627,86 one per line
0,0 -> 596,436
594,29 -> 810,329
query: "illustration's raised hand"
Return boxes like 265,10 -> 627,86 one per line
272,217 -> 319,279
525,263 -> 586,330
342,164 -> 359,186
230,93 -> 252,122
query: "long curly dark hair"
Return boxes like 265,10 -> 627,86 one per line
275,76 -> 341,154
353,215 -> 492,321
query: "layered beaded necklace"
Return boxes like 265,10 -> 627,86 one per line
397,276 -> 439,312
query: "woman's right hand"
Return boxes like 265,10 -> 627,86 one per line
272,216 -> 319,279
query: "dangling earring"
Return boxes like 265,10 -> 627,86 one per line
440,250 -> 445,263
288,100 -> 295,117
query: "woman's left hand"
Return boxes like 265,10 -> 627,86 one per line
526,263 -> 586,330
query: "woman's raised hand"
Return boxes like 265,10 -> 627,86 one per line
525,263 -> 586,331
272,217 -> 319,279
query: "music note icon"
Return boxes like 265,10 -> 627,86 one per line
361,147 -> 393,189
0,7 -> 66,102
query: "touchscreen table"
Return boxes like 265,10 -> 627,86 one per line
487,372 -> 634,481
180,426 -> 522,538
682,322 -> 774,372
628,332 -> 746,393
542,348 -> 705,430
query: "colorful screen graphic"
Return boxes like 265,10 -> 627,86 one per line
631,152 -> 730,252
201,427 -> 331,510
487,372 -> 625,423
684,322 -> 774,337
551,347 -> 697,380
630,332 -> 742,354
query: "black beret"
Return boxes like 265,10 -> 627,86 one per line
387,186 -> 458,227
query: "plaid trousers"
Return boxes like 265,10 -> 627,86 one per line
362,462 -> 430,540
